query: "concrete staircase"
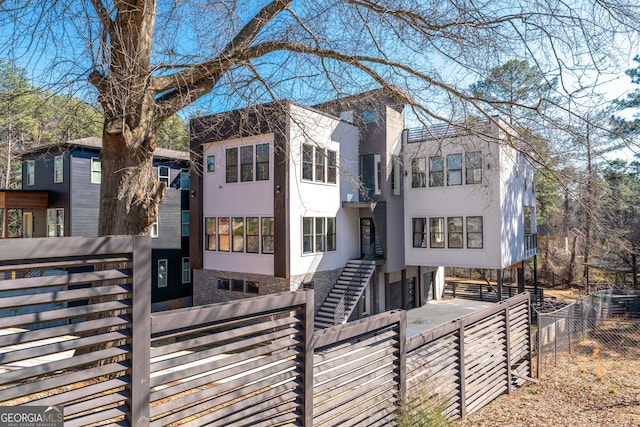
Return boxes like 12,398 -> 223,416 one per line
315,259 -> 376,330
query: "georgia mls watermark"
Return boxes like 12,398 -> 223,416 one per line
0,406 -> 63,427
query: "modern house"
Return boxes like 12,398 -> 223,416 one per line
189,90 -> 537,327
0,137 -> 192,309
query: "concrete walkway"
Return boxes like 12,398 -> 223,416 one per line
406,298 -> 494,337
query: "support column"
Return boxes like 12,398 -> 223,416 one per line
533,255 -> 539,301
517,266 -> 525,293
401,269 -> 407,310
497,269 -> 503,301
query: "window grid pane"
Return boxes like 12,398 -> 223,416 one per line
226,148 -> 238,183
412,157 -> 427,188
218,217 -> 230,251
447,217 -> 463,248
430,217 -> 445,248
54,156 -> 63,183
182,258 -> 191,284
429,157 -> 443,187
326,217 -> 336,251
206,155 -> 215,172
256,143 -> 269,181
315,217 -> 325,252
91,158 -> 101,184
158,260 -> 168,288
465,151 -> 482,184
327,150 -> 337,184
413,218 -> 427,248
181,211 -> 190,237
159,166 -> 170,185
261,217 -> 274,254
232,217 -> 244,252
467,216 -> 483,249
302,144 -> 313,180
315,148 -> 326,182
240,146 -> 253,182
26,161 -> 35,186
246,217 -> 259,253
205,217 -> 217,250
447,154 -> 462,186
303,217 -> 313,254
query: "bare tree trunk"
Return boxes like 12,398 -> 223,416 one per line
583,126 -> 593,294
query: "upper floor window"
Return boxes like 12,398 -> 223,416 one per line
180,169 -> 190,189
157,259 -> 168,288
412,218 -> 427,248
226,148 -> 238,183
47,208 -> 64,237
302,217 -> 337,254
465,151 -> 482,184
261,217 -> 274,254
466,216 -> 483,249
241,146 -> 254,182
181,211 -> 190,236
182,257 -> 191,284
158,166 -> 170,185
54,155 -> 63,183
412,157 -> 426,188
360,154 -> 381,196
447,217 -> 463,248
226,143 -> 270,183
90,158 -> 101,184
25,160 -> 35,186
218,217 -> 230,251
361,107 -> 379,124
205,217 -> 217,250
303,144 -> 337,184
256,143 -> 269,181
204,216 -> 274,254
429,157 -> 444,187
206,155 -> 215,172
150,217 -> 159,238
447,154 -> 462,186
429,217 -> 445,248
232,217 -> 244,252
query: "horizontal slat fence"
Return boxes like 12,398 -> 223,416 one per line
0,236 -> 150,426
0,236 -> 532,426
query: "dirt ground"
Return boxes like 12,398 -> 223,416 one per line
455,353 -> 640,426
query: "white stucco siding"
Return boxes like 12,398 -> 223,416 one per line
498,144 -> 527,266
288,104 -> 360,277
201,134 -> 275,275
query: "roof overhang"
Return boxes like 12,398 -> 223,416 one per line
342,201 -> 377,210
0,190 -> 49,210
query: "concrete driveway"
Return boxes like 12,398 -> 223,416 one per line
406,298 -> 494,337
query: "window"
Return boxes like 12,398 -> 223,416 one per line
205,217 -> 217,250
315,148 -> 326,182
217,278 -> 230,290
261,217 -> 274,254
218,217 -> 230,251
412,157 -> 426,188
447,217 -> 463,248
327,150 -> 337,184
54,155 -> 63,183
256,143 -> 269,181
231,279 -> 244,292
412,218 -> 427,248
180,169 -> 190,189
91,158 -> 101,184
226,148 -> 238,183
524,207 -> 533,234
150,217 -> 159,238
246,281 -> 259,294
206,155 -> 215,172
47,208 -> 64,237
447,154 -> 462,186
157,260 -> 168,288
429,217 -> 445,248
232,217 -> 244,252
315,217 -> 326,252
241,145 -> 253,182
302,144 -> 313,181
465,151 -> 482,184
181,211 -> 190,236
429,156 -> 444,187
467,216 -> 483,249
391,155 -> 401,195
326,217 -> 336,251
361,107 -> 379,124
25,160 -> 35,186
360,154 -> 381,196
246,217 -> 259,253
182,258 -> 191,283
302,217 -> 313,254
158,166 -> 170,185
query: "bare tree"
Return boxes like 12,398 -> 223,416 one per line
1,0 -> 638,235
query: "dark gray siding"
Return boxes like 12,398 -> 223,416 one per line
70,152 -> 101,236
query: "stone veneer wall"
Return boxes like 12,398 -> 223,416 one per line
193,266 -> 344,312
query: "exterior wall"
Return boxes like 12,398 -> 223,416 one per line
404,131 -> 503,269
287,104 -> 360,277
201,133 -> 276,276
70,152 -> 100,236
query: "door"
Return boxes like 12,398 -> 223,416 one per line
360,218 -> 375,258
22,212 -> 33,238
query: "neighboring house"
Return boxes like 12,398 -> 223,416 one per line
189,90 -> 537,327
0,137 -> 192,309
403,120 -> 537,289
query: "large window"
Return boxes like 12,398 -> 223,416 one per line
182,258 -> 191,284
429,156 -> 444,187
467,216 -> 483,249
158,260 -> 168,288
256,143 -> 269,181
150,217 -> 159,238
158,166 -> 170,185
54,155 -> 63,183
91,158 -> 101,184
205,217 -> 217,250
303,217 -> 337,254
303,144 -> 337,184
412,218 -> 427,248
226,148 -> 238,183
180,169 -> 190,189
240,146 -> 253,182
447,154 -> 462,185
47,208 -> 64,237
246,217 -> 259,253
232,217 -> 244,252
218,217 -> 230,251
361,154 -> 381,196
411,157 -> 426,188
429,217 -> 445,248
447,217 -> 463,248
465,151 -> 482,184
25,160 -> 35,186
181,211 -> 190,236
261,217 -> 274,254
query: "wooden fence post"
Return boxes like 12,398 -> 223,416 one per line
398,310 -> 407,398
130,236 -> 151,426
303,289 -> 315,426
504,302 -> 512,394
458,318 -> 466,419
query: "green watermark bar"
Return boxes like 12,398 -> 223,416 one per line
0,406 -> 63,427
